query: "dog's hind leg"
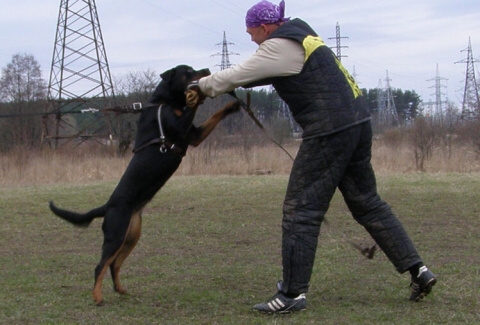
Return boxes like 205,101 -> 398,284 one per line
92,208 -> 133,306
93,255 -> 117,306
110,209 -> 143,295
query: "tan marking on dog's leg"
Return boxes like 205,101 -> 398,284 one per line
93,254 -> 118,306
111,210 -> 143,295
93,211 -> 142,306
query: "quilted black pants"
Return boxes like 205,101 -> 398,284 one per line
281,121 -> 422,296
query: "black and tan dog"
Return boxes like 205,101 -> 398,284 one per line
49,65 -> 240,306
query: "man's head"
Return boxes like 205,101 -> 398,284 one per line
245,0 -> 289,45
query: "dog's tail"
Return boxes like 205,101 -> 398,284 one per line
49,201 -> 106,228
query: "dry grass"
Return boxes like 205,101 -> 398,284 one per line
1,138 -> 480,187
372,143 -> 480,174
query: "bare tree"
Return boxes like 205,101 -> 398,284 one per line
407,116 -> 436,171
0,53 -> 46,149
114,69 -> 158,99
111,69 -> 159,156
0,53 -> 46,103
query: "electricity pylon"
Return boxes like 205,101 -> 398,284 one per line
455,37 -> 479,120
328,22 -> 348,61
377,71 -> 399,127
212,31 -> 239,71
425,63 -> 448,121
45,0 -> 115,148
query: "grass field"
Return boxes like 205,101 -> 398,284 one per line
1,174 -> 479,324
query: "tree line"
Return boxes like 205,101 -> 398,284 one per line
1,53 -> 476,164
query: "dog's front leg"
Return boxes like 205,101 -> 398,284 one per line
188,100 -> 241,146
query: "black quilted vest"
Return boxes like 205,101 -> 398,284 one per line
251,19 -> 371,139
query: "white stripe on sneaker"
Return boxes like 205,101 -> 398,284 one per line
417,266 -> 428,278
268,298 -> 285,311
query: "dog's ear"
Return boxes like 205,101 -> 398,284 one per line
148,69 -> 186,107
148,68 -> 176,104
160,68 -> 175,84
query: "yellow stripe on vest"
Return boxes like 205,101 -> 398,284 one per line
334,57 -> 363,98
302,35 -> 362,99
303,35 -> 324,62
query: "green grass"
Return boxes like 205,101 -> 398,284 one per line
1,174 -> 479,324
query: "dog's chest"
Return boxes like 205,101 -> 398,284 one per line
134,105 -> 196,148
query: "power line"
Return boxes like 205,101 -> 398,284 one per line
0,112 -> 49,119
0,106 -> 137,119
140,0 -> 222,35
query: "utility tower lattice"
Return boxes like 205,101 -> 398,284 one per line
455,37 -> 480,120
269,85 -> 300,135
212,31 -> 239,71
352,65 -> 360,84
328,22 -> 348,61
425,63 -> 448,120
45,0 -> 115,148
376,70 -> 399,127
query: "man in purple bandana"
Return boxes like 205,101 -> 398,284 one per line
245,0 -> 290,28
196,0 -> 437,314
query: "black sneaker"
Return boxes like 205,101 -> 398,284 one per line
410,266 -> 437,301
253,281 -> 306,314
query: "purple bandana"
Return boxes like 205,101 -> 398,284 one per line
245,0 -> 290,28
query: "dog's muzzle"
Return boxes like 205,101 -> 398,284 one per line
198,68 -> 211,77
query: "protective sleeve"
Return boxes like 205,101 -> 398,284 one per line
198,38 -> 304,97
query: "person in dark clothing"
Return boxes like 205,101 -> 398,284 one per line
195,0 -> 437,313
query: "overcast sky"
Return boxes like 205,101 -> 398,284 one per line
1,0 -> 479,106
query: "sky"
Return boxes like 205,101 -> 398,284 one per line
1,0 -> 479,107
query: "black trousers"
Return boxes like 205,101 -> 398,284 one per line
281,121 -> 422,296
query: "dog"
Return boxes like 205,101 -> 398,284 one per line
49,65 -> 240,306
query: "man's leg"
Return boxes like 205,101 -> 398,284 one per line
281,127 -> 363,296
337,122 -> 422,273
337,122 -> 436,300
253,130 -> 358,313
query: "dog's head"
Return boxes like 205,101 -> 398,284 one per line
148,65 -> 211,107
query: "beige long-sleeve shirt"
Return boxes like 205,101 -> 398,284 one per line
198,38 -> 305,97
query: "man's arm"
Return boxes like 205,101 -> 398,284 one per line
199,38 -> 304,97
